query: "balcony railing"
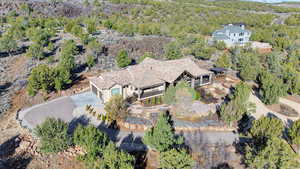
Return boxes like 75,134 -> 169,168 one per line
140,90 -> 164,100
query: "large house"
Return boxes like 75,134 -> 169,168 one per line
89,57 -> 214,103
212,23 -> 251,47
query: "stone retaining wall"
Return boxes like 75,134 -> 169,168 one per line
119,121 -> 235,132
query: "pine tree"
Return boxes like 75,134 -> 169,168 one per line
143,113 -> 183,152
116,50 -> 131,68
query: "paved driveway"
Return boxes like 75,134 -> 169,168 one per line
18,92 -> 102,130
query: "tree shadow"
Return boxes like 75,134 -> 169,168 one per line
68,115 -> 91,134
211,162 -> 234,169
0,82 -> 12,95
0,154 -> 32,169
0,135 -> 32,169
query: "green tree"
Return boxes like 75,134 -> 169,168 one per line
27,64 -> 55,96
26,43 -> 44,60
0,35 -> 18,55
245,137 -> 299,169
214,41 -> 227,50
34,118 -> 70,153
160,149 -> 195,169
86,55 -> 96,69
98,142 -> 135,169
288,119 -> 300,146
249,116 -> 284,144
258,71 -> 287,105
162,81 -> 199,105
215,53 -> 231,68
219,82 -> 255,126
104,95 -> 128,125
59,40 -> 78,71
73,124 -> 109,165
143,113 -> 183,152
87,39 -> 102,56
138,52 -> 156,63
238,52 -> 260,81
86,19 -> 97,35
53,66 -> 72,91
282,63 -> 300,95
165,41 -> 183,60
116,50 -> 131,68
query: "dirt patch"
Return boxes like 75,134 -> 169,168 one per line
267,103 -> 299,117
284,95 -> 300,104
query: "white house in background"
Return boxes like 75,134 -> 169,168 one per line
89,57 -> 214,103
212,23 -> 252,47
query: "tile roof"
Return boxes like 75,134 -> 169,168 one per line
91,57 -> 213,89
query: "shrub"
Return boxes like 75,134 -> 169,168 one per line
34,118 -> 70,153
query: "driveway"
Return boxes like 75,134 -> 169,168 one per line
18,92 -> 102,130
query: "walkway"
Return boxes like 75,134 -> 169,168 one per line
249,93 -> 299,124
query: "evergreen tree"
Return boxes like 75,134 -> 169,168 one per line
160,149 -> 195,169
288,119 -> 300,146
165,42 -> 183,60
219,82 -> 255,126
258,70 -> 287,105
0,35 -> 18,55
245,137 -> 299,169
143,113 -> 183,152
26,43 -> 44,60
59,40 -> 78,71
86,55 -> 95,69
215,53 -> 231,68
249,116 -> 284,144
116,50 -> 131,68
27,64 -> 55,96
34,118 -> 70,153
138,52 -> 156,63
98,142 -> 135,169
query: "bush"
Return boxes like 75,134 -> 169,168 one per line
34,118 -> 70,153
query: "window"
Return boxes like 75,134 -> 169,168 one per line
111,88 -> 121,95
239,38 -> 243,42
239,32 -> 244,36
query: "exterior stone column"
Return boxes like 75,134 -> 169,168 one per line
191,78 -> 195,88
200,76 -> 203,86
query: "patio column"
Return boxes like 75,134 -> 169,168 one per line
200,76 -> 203,85
191,78 -> 195,88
